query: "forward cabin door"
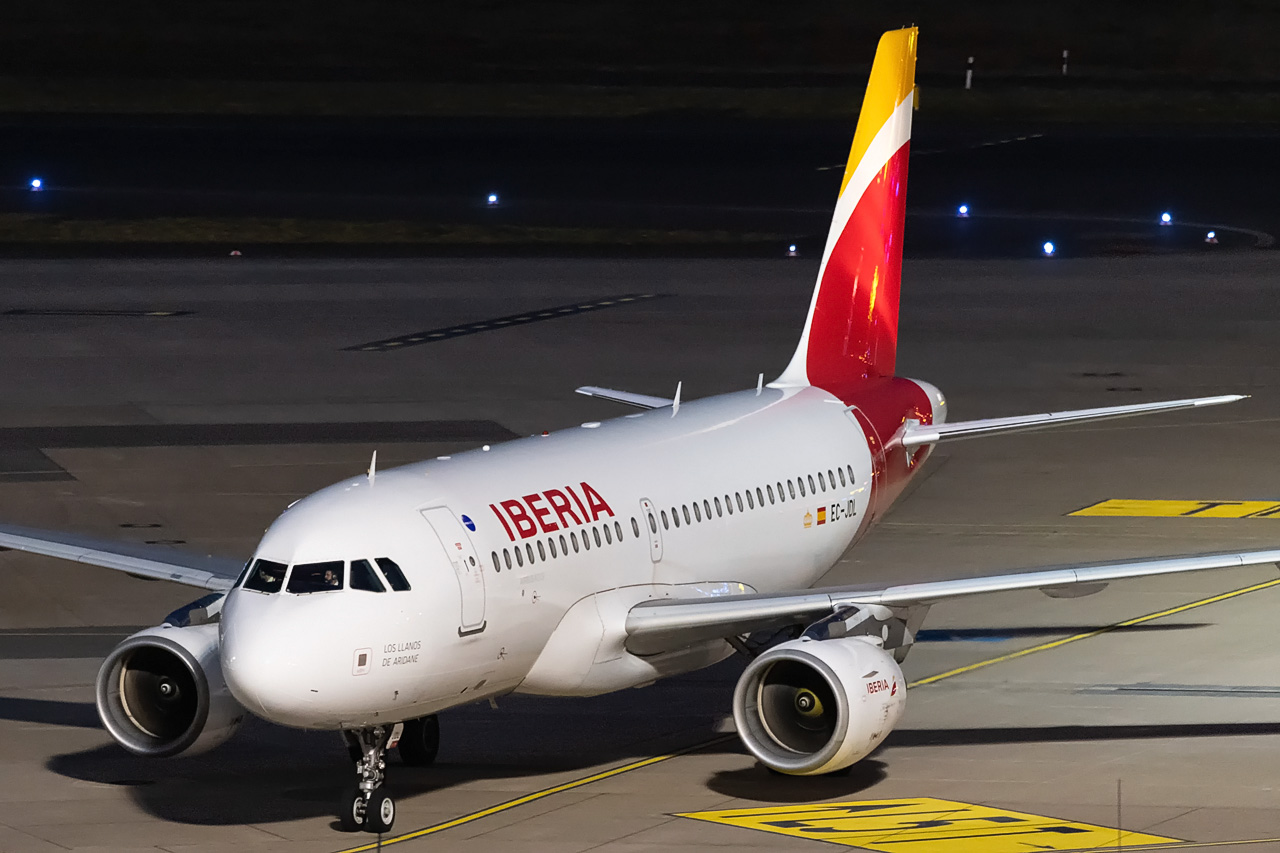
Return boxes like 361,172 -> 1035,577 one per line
639,498 -> 663,562
420,507 -> 487,635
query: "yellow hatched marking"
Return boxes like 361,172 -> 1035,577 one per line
678,797 -> 1177,852
1071,499 -> 1280,519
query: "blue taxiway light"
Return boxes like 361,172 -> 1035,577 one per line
487,193 -> 499,205
1042,241 -> 1056,256
29,178 -> 42,191
1160,211 -> 1172,225
957,204 -> 969,217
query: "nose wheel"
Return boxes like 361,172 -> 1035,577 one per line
339,726 -> 397,833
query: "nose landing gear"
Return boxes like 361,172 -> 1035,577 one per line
339,726 -> 397,833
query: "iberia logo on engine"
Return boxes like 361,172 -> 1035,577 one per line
867,678 -> 896,696
489,482 -> 614,541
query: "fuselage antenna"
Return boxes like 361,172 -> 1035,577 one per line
672,381 -> 682,417
757,373 -> 764,395
367,450 -> 377,486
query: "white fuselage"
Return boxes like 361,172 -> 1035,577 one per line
219,382 -> 943,729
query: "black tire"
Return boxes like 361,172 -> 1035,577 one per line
339,785 -> 366,832
398,715 -> 440,767
363,787 -> 395,833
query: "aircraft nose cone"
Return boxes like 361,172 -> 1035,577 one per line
220,593 -> 320,726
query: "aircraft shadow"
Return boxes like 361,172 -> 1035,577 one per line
0,697 -> 99,728
887,720 -> 1280,748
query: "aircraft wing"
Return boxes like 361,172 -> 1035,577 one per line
624,547 -> 1280,655
575,386 -> 672,410
900,394 -> 1245,447
0,522 -> 243,591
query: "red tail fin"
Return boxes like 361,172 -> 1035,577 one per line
775,28 -> 917,393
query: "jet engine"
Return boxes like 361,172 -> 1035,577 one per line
732,636 -> 905,775
96,623 -> 245,757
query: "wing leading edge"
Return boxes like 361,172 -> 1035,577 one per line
0,522 -> 243,591
624,548 -> 1280,656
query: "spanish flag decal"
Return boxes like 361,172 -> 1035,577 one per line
817,507 -> 827,525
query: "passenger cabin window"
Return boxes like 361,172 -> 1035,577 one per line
767,484 -> 776,504
548,538 -> 558,558
798,477 -> 806,497
243,559 -> 287,593
491,551 -> 501,571
504,549 -> 513,570
808,474 -> 817,493
661,510 -> 670,529
829,469 -> 837,488
788,480 -> 796,499
537,540 -> 546,561
818,472 -> 827,491
571,531 -> 580,552
847,464 -> 855,484
693,502 -> 702,522
725,495 -> 734,515
350,559 -> 386,592
756,487 -> 764,505
838,467 -> 847,487
615,520 -> 624,541
593,527 -> 603,547
633,517 -> 641,538
682,505 -> 691,525
376,557 -> 412,591
560,534 -> 568,553
288,560 -> 344,594
515,547 -> 525,567
735,493 -> 744,512
746,490 -> 755,509
714,497 -> 723,517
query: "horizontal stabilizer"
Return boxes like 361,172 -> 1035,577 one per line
575,386 -> 672,410
624,546 -> 1280,655
0,522 -> 243,590
900,394 -> 1246,448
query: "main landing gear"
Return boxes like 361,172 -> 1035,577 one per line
339,715 -> 439,833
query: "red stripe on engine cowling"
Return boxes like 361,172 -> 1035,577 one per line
806,141 -> 910,391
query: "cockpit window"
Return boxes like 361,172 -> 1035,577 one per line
242,559 -> 287,593
287,560 -> 345,594
376,557 -> 412,591
350,559 -> 386,593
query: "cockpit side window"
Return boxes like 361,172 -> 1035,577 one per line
287,560 -> 345,593
350,559 -> 386,592
242,559 -> 287,593
376,557 -> 412,592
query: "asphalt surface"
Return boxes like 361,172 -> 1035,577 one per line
0,250 -> 1278,851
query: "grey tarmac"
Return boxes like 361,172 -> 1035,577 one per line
0,255 -> 1277,852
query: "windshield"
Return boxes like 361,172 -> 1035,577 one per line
242,559 -> 287,593
376,557 -> 411,591
287,560 -> 345,594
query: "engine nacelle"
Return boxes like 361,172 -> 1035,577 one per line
96,624 -> 245,757
733,636 -> 905,775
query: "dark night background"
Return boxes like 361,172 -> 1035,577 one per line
0,2 -> 1276,253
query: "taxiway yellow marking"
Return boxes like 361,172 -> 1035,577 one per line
332,579 -> 1280,851
331,735 -> 734,853
678,798 -> 1177,851
1071,499 -> 1280,518
910,577 -> 1280,687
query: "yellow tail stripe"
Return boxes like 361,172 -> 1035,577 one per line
839,26 -> 917,198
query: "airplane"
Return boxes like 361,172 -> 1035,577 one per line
1,25 -> 1276,835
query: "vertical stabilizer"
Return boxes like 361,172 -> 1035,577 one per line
774,27 -> 917,392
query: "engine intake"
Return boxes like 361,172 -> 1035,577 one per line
733,636 -> 905,775
96,623 -> 244,757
